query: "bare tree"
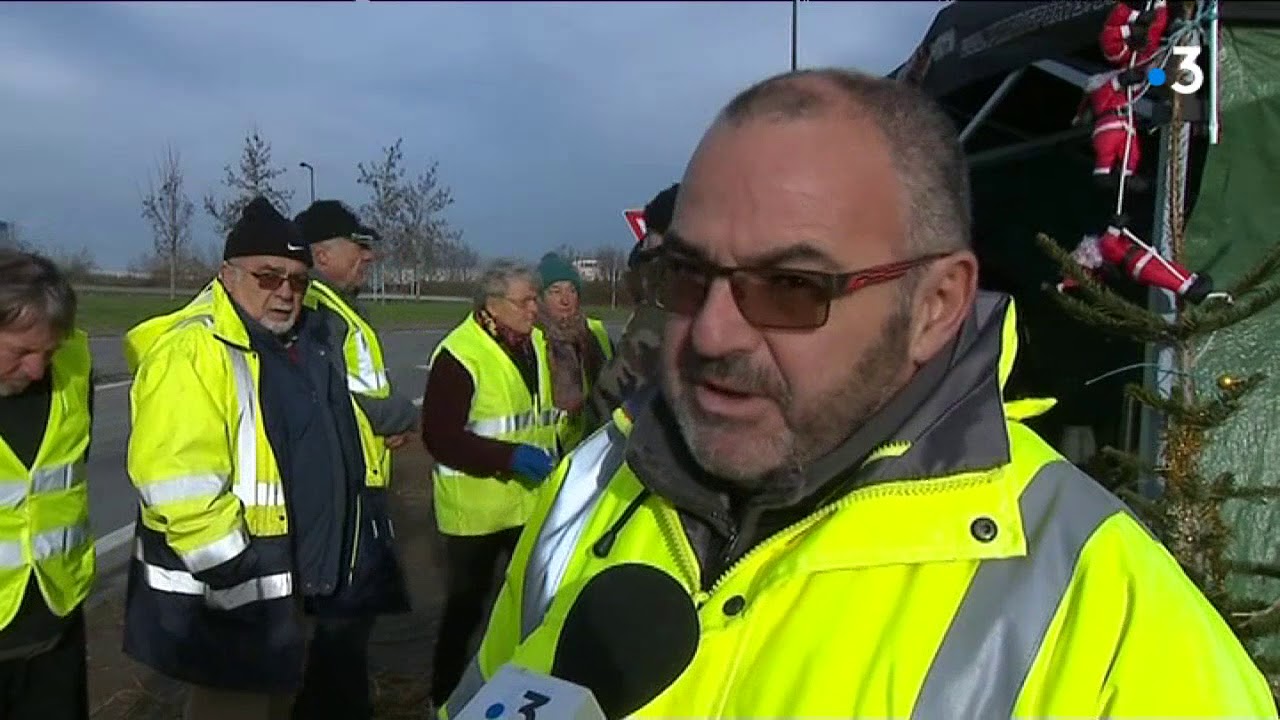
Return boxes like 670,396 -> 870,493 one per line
551,243 -> 578,261
203,129 -> 294,238
435,238 -> 481,281
0,221 -> 22,250
357,138 -> 465,295
140,145 -> 195,299
590,245 -> 628,307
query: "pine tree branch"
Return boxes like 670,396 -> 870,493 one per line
1231,561 -> 1280,581
1124,375 -> 1263,428
1035,234 -> 1175,343
1228,241 -> 1280,297
1232,595 -> 1280,639
1179,282 -> 1280,338
1227,485 -> 1280,502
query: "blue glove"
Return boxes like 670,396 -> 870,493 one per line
510,445 -> 555,482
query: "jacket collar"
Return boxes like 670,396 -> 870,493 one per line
622,291 -> 1040,533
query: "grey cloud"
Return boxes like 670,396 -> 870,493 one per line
0,1 -> 939,268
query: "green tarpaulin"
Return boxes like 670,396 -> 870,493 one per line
1183,26 -> 1280,605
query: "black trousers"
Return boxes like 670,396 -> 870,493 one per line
0,610 -> 88,720
430,527 -> 522,706
292,615 -> 376,720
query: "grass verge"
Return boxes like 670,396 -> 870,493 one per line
76,290 -> 632,336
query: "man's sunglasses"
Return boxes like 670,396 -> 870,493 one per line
652,251 -> 947,330
233,265 -> 310,294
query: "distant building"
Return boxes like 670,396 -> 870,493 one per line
572,258 -> 603,282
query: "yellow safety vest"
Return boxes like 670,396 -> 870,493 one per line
0,330 -> 94,630
305,280 -> 392,489
429,314 -> 558,537
535,317 -> 613,453
124,281 -> 292,610
443,295 -> 1274,718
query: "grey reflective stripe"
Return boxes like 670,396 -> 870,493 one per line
133,541 -> 293,611
466,409 -> 560,438
31,463 -> 82,493
346,327 -> 388,395
136,472 -> 228,507
0,522 -> 91,568
910,460 -> 1129,719
443,657 -> 486,718
226,348 -> 284,509
0,463 -> 85,508
0,482 -> 22,508
520,428 -> 626,640
179,526 -> 250,574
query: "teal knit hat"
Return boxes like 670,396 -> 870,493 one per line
538,252 -> 582,294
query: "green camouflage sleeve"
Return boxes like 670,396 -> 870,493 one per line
582,303 -> 664,433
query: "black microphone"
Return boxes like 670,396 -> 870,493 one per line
452,563 -> 700,720
552,562 -> 701,718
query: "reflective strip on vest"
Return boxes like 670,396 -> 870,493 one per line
0,524 -> 90,569
227,349 -> 285,510
909,459 -> 1126,718
466,409 -> 561,440
488,448 -> 1131,717
135,473 -> 229,507
520,429 -> 625,640
133,540 -> 292,611
347,328 -> 388,395
0,462 -> 85,508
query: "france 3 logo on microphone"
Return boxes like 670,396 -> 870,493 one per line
1146,47 -> 1206,95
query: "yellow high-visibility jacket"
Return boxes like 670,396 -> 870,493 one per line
0,330 -> 94,630
122,281 -> 306,692
430,313 -> 559,537
305,279 -> 392,488
443,293 -> 1274,718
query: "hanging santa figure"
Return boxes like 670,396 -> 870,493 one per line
1099,0 -> 1169,68
1077,68 -> 1149,193
1057,216 -> 1219,304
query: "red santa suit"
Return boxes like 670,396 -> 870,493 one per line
1100,0 -> 1168,67
1085,71 -> 1142,181
1059,225 -> 1212,303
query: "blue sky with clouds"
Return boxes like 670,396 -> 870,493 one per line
0,1 -> 941,270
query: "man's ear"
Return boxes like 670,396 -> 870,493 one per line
908,250 -> 978,365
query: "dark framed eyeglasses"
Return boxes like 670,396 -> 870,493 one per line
653,251 -> 948,330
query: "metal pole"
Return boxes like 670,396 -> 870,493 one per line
790,0 -> 798,71
958,68 -> 1025,145
298,162 -> 315,203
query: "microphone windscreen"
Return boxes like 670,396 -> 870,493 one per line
551,563 -> 700,719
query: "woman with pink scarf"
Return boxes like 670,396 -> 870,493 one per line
535,252 -> 614,452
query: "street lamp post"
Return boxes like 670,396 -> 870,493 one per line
790,0 -> 799,71
298,162 -> 316,204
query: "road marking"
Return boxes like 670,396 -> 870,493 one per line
413,397 -> 423,407
415,364 -> 430,370
95,521 -> 135,557
95,379 -> 132,391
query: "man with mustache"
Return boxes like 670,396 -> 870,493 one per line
123,197 -> 369,719
0,250 -> 94,720
441,68 -> 1271,716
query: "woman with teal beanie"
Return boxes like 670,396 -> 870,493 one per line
535,252 -> 614,451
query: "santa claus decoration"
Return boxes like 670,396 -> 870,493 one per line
1077,68 -> 1149,193
1099,0 -> 1169,68
1057,217 -> 1217,304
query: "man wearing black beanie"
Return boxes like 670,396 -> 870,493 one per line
122,196 -> 370,718
581,183 -> 678,433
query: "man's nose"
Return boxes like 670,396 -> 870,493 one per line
688,279 -> 757,357
21,355 -> 48,382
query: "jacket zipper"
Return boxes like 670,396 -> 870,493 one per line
704,440 -> 941,598
653,505 -> 710,607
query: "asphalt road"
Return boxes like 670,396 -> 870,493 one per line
87,323 -> 621,569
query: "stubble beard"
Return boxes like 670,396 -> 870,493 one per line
667,305 -> 913,492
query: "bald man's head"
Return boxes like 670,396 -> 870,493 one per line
714,68 -> 971,258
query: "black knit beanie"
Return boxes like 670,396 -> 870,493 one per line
224,196 -> 311,266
